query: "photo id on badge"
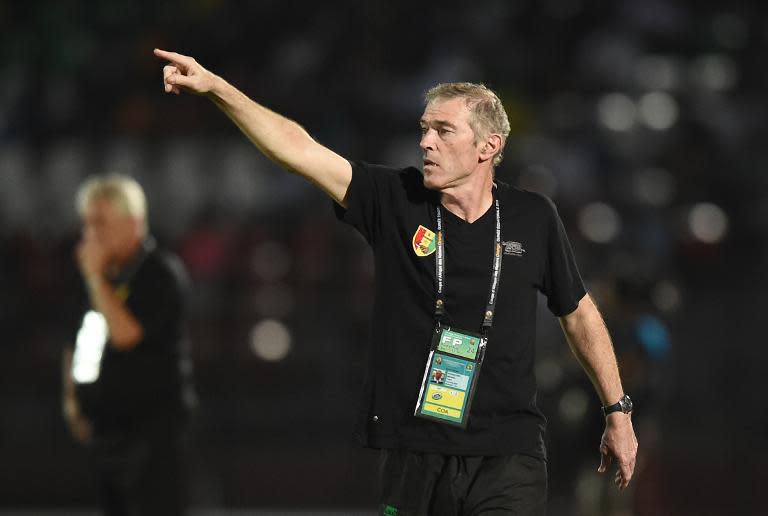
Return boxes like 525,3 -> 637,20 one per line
414,326 -> 487,428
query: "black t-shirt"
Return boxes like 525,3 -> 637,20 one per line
335,162 -> 586,457
70,239 -> 194,428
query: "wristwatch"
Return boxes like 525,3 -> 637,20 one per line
601,394 -> 633,417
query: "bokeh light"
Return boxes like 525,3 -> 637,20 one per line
634,55 -> 681,91
249,319 -> 292,362
638,91 -> 679,130
559,387 -> 589,424
689,54 -> 738,91
579,202 -> 622,243
518,164 -> 558,198
688,202 -> 729,243
535,358 -> 564,391
633,167 -> 676,206
651,280 -> 683,313
597,93 -> 637,132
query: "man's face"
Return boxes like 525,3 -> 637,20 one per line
419,97 -> 484,191
80,197 -> 141,261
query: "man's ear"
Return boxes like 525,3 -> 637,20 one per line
479,134 -> 503,163
130,216 -> 145,240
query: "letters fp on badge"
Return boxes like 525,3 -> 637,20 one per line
414,327 -> 486,428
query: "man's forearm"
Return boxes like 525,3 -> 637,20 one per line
207,77 -> 315,172
84,275 -> 143,350
205,76 -> 352,204
61,348 -> 74,400
61,348 -> 78,415
561,294 -> 638,488
559,294 -> 624,405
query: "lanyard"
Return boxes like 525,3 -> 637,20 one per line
434,198 -> 503,336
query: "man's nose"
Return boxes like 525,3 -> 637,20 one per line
420,130 -> 435,151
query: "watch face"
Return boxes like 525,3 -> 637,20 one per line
620,395 -> 633,413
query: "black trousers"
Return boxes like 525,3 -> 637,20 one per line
379,449 -> 547,516
89,417 -> 186,516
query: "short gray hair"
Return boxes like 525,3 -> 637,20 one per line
425,82 -> 511,166
76,173 -> 148,233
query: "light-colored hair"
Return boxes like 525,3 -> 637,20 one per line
425,82 -> 511,166
76,174 -> 148,234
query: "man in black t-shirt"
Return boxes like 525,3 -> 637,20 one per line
155,49 -> 638,515
62,174 -> 194,516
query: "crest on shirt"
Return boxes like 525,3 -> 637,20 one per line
502,240 -> 526,257
412,225 -> 437,257
115,284 -> 130,301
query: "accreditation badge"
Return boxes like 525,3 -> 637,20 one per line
414,326 -> 487,428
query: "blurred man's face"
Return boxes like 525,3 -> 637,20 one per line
419,97 -> 484,191
80,197 -> 141,261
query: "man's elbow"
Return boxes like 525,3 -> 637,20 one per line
560,293 -> 593,327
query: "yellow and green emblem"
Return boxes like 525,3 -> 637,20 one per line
412,225 -> 436,257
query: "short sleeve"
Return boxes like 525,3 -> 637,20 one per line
333,161 -> 399,246
540,197 -> 586,316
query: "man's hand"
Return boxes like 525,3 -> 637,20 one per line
63,397 -> 93,444
154,48 -> 217,96
598,413 -> 638,489
76,238 -> 108,281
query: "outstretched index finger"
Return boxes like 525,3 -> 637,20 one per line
154,48 -> 191,68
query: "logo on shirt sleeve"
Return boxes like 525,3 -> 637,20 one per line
412,225 -> 437,257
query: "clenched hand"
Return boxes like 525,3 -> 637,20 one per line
154,48 -> 217,96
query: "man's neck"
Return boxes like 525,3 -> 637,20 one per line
440,172 -> 495,223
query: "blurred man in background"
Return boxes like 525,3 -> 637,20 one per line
154,48 -> 637,515
62,174 -> 195,516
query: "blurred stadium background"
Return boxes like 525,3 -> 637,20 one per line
0,0 -> 764,514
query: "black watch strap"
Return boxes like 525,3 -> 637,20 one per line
601,394 -> 633,417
